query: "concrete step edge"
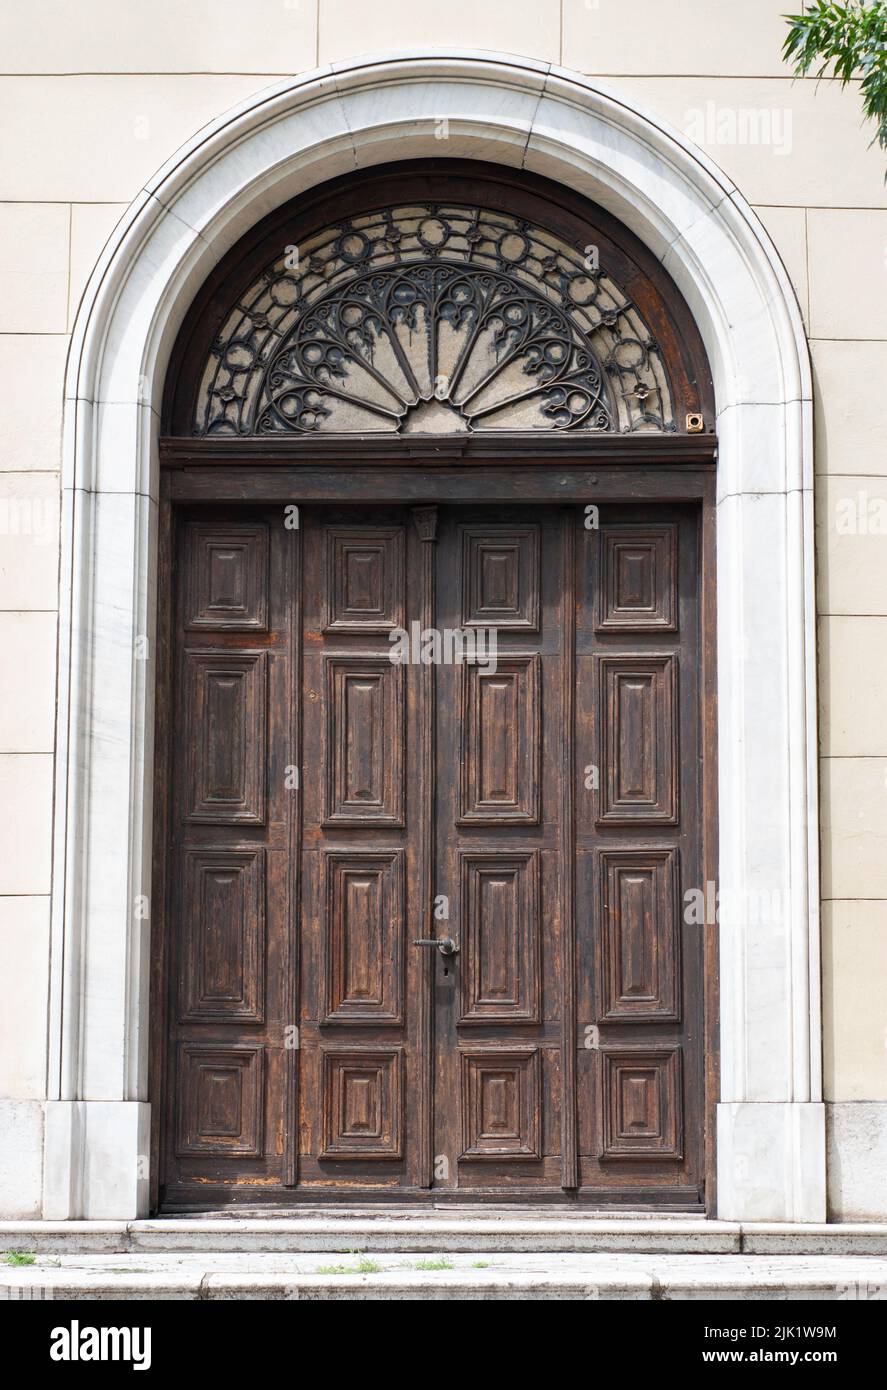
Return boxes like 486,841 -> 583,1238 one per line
1,1266 -> 882,1301
3,1219 -> 887,1256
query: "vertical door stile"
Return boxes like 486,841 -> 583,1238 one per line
560,508 -> 579,1189
284,510 -> 301,1187
150,474 -> 174,1215
412,504 -> 438,1187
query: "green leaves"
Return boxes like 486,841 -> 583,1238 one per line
783,1 -> 887,163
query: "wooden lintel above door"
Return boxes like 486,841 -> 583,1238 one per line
159,434 -> 717,466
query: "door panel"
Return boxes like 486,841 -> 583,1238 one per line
433,507 -> 567,1191
163,511 -> 292,1198
460,851 -> 541,1024
297,507 -> 423,1191
322,656 -> 405,826
322,850 -> 405,1024
577,507 -> 703,1198
159,500 -> 705,1206
459,655 -> 541,823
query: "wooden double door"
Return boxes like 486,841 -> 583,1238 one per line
158,499 -> 706,1207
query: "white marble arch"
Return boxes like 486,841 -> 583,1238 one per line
44,50 -> 822,1221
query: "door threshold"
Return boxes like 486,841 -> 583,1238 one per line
159,1198 -> 707,1218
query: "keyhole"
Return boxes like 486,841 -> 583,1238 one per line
443,966 -> 449,977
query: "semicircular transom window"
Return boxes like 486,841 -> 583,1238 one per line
195,203 -> 677,436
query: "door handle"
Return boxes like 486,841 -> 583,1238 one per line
412,937 -> 460,956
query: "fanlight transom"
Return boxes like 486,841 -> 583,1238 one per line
195,204 -> 675,435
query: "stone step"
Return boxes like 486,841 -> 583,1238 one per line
3,1215 -> 887,1257
2,1250 -> 887,1301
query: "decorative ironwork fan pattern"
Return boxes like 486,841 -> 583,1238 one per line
195,205 -> 675,435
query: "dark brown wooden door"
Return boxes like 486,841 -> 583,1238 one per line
432,507 -> 567,1191
159,500 -> 704,1207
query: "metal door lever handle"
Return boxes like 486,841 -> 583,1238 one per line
412,937 -> 459,956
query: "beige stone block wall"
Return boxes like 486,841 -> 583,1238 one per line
0,0 -> 884,1116
823,903 -> 887,1102
0,1 -> 317,74
0,899 -> 50,1100
813,344 -> 887,478
0,205 -> 69,332
0,338 -> 68,472
68,204 -> 129,328
318,0 -> 560,64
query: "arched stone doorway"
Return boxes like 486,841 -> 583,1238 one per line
45,53 -> 822,1222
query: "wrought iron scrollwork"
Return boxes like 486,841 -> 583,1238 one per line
195,205 -> 674,435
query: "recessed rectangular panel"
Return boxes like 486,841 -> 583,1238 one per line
596,524 -> 677,632
320,1050 -> 403,1159
179,848 -> 265,1023
323,657 -> 404,826
323,525 -> 405,632
598,849 -> 680,1022
175,1043 -> 264,1158
461,525 -> 540,629
184,651 -> 267,823
596,654 -> 678,825
599,1047 -> 683,1160
324,851 -> 404,1023
460,852 -> 540,1023
460,655 -> 540,824
460,1049 -> 541,1160
183,522 -> 269,630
